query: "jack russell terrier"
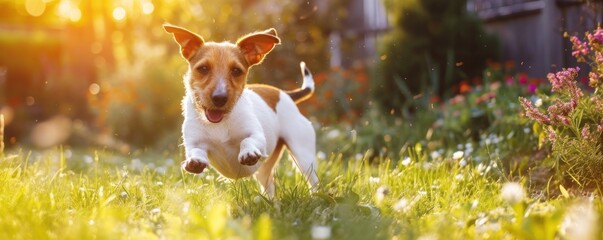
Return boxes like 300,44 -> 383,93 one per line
164,24 -> 319,197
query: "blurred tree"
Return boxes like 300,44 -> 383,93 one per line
377,0 -> 499,113
95,0 -> 350,149
0,0 -> 352,149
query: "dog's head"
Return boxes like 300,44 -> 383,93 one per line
164,24 -> 280,123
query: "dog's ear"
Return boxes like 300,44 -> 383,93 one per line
163,24 -> 205,60
236,28 -> 281,66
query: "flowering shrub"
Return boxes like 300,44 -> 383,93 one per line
315,61 -> 543,162
297,65 -> 371,125
520,27 -> 603,187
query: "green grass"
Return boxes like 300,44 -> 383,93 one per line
0,147 -> 601,239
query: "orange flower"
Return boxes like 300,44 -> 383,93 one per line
459,80 -> 472,94
504,61 -> 515,69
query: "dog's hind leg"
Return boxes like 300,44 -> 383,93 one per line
282,120 -> 319,192
255,139 -> 285,197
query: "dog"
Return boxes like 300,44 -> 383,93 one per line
164,24 -> 319,197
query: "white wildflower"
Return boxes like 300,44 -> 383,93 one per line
452,151 -> 464,160
393,198 -> 409,212
311,225 -> 332,240
501,182 -> 524,204
150,208 -> 161,215
401,157 -> 412,166
471,199 -> 479,209
375,185 -> 389,204
369,177 -> 380,184
561,201 -> 598,240
465,143 -> 473,150
317,151 -> 327,160
459,159 -> 468,168
430,151 -> 441,159
393,192 -> 425,213
326,129 -> 340,139
182,202 -> 191,213
84,155 -> 93,164
535,98 -> 543,107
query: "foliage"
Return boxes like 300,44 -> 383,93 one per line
298,65 -> 371,125
377,0 -> 498,112
0,0 -> 351,148
316,61 -> 540,166
2,146 -> 602,239
93,42 -> 184,150
520,27 -> 603,189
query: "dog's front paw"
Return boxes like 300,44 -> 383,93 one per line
238,147 -> 262,166
182,158 -> 208,174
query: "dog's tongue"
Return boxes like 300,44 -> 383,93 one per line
205,109 -> 224,123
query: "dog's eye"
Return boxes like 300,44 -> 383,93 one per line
231,67 -> 243,77
197,65 -> 210,75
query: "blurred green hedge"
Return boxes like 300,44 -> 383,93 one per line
376,0 -> 499,114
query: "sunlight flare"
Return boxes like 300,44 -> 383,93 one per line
113,7 -> 126,21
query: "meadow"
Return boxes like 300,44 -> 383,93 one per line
0,148 -> 547,239
0,129 -> 600,239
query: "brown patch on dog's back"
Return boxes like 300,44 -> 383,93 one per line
248,84 -> 280,112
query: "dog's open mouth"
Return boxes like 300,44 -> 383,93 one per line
205,109 -> 225,123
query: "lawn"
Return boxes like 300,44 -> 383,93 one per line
0,146 -> 599,239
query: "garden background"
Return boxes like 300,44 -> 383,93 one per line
2,0 -> 603,239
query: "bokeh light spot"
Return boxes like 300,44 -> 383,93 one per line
142,2 -> 154,15
113,7 -> 126,21
57,1 -> 81,22
25,0 -> 46,17
89,83 -> 100,95
26,96 -> 35,106
69,7 -> 82,22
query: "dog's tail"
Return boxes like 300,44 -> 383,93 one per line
286,61 -> 314,104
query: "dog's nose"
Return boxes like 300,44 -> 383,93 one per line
211,93 -> 228,107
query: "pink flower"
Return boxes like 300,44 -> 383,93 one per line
506,76 -> 515,85
582,125 -> 592,141
518,74 -> 528,84
527,83 -> 537,93
587,28 -> 603,44
520,97 -> 553,125
588,72 -> 601,88
547,99 -> 578,126
547,67 -> 583,100
546,128 -> 557,144
570,36 -> 589,58
595,52 -> 603,65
